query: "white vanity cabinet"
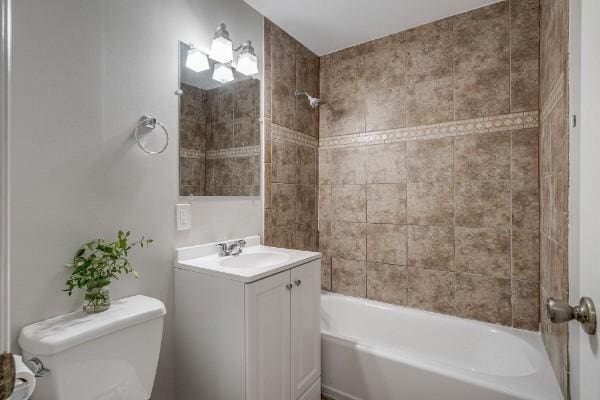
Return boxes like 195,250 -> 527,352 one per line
174,241 -> 321,400
246,261 -> 321,400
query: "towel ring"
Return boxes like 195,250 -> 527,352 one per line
134,115 -> 169,155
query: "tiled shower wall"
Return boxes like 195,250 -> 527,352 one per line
263,19 -> 320,251
318,0 -> 541,330
539,0 -> 570,396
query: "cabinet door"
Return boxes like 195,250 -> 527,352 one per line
245,270 -> 292,400
290,260 -> 321,400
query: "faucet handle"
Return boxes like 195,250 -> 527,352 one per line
216,243 -> 228,257
236,239 -> 247,248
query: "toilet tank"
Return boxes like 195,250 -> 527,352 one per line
18,295 -> 166,400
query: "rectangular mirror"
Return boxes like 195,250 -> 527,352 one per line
178,41 -> 260,197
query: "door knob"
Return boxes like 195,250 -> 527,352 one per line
294,279 -> 302,287
285,283 -> 293,290
546,297 -> 597,335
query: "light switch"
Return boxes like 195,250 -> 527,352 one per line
176,204 -> 192,231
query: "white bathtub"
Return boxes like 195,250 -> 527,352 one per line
321,293 -> 563,400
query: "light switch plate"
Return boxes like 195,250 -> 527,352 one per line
176,204 -> 192,231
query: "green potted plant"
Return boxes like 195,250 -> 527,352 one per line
64,230 -> 153,313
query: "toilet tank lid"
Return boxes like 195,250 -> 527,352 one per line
18,295 -> 166,356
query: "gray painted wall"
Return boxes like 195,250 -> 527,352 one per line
8,0 -> 262,397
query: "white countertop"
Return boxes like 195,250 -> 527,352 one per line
175,236 -> 321,283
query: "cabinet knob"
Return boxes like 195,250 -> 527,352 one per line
285,283 -> 293,290
294,279 -> 302,287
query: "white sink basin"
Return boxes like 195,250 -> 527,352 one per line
219,251 -> 290,269
175,237 -> 320,282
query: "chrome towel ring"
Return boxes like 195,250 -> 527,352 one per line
134,115 -> 169,155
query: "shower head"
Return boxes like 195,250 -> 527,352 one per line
295,90 -> 321,109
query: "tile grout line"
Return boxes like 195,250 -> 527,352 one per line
452,135 -> 457,315
509,0 -> 513,113
510,128 -> 515,328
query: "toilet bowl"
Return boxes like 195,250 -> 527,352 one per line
18,295 -> 166,400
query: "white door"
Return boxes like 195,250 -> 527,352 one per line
291,260 -> 321,400
568,1 -> 600,399
245,270 -> 292,400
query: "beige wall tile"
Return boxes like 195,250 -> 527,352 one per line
366,224 -> 407,266
512,279 -> 540,331
455,132 -> 511,181
320,50 -> 364,101
333,185 -> 366,222
331,222 -> 367,261
407,268 -> 455,314
296,185 -> 317,223
264,20 -> 272,119
407,78 -> 454,126
270,224 -> 296,249
366,184 -> 407,224
319,98 -> 366,137
264,163 -> 272,209
295,221 -> 318,251
454,2 -> 510,119
319,220 -> 331,257
405,18 -> 453,81
332,258 -> 367,297
366,142 -> 407,184
407,137 -> 453,183
512,229 -> 540,281
272,183 -> 297,226
295,43 -> 320,137
366,88 -> 407,132
319,185 -> 333,221
456,273 -> 511,325
297,145 -> 317,186
407,225 -> 454,270
321,256 -> 332,291
540,0 -> 568,103
364,41 -> 407,131
320,146 -> 367,185
455,180 -> 511,227
272,137 -> 298,183
512,179 -> 540,229
271,23 -> 296,129
512,128 -> 539,181
455,227 -> 511,278
407,182 -> 454,225
367,263 -> 407,305
510,0 -> 539,112
264,118 -> 272,163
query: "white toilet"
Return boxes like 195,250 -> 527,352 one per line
17,295 -> 166,400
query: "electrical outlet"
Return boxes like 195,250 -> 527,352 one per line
176,204 -> 191,231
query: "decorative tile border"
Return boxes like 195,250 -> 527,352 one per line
319,111 -> 539,149
272,123 -> 319,148
540,72 -> 564,122
206,145 -> 260,160
180,148 -> 205,159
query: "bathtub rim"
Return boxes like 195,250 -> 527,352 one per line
320,291 -> 564,400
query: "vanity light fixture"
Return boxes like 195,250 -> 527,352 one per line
212,63 -> 234,84
235,41 -> 259,76
209,23 -> 233,64
185,45 -> 210,73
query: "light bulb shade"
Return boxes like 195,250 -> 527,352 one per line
185,48 -> 209,72
209,24 -> 233,64
212,63 -> 234,84
236,50 -> 258,76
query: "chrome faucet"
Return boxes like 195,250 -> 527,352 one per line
216,239 -> 247,257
